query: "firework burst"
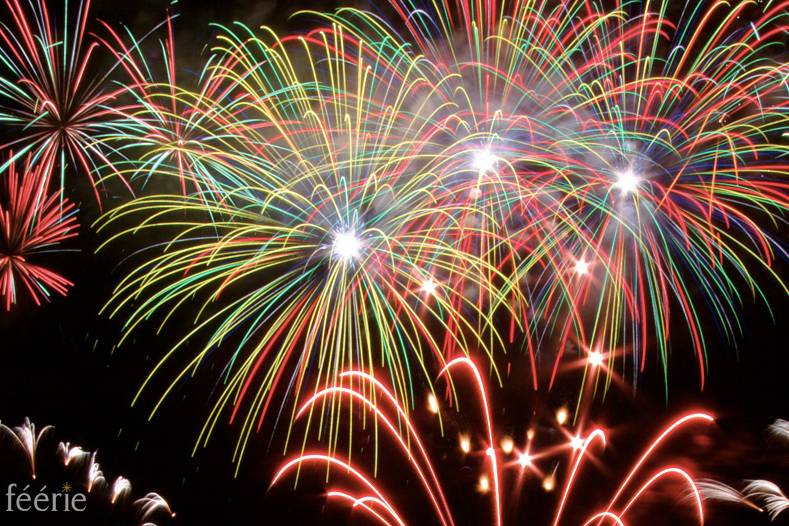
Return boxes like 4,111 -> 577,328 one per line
0,151 -> 77,311
308,0 -> 789,389
0,0 -> 132,201
97,23 -> 509,470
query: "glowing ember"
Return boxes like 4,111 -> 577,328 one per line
500,436 -> 514,455
427,394 -> 439,414
459,434 -> 471,454
556,407 -> 569,425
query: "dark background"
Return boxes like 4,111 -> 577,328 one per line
0,1 -> 787,524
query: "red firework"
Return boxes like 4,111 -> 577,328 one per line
0,152 -> 78,310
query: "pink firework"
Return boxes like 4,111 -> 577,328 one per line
272,358 -> 714,526
0,152 -> 78,310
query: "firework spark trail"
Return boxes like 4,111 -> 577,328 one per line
135,492 -> 177,522
0,417 -> 52,479
96,22 -> 512,471
310,0 -> 789,391
0,151 -> 77,310
89,0 -> 789,473
0,0 -> 135,202
94,14 -> 254,198
272,359 -> 714,525
767,419 -> 789,446
695,479 -> 763,512
743,481 -> 789,522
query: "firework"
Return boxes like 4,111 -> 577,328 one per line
97,23 -> 507,471
1,417 -> 176,524
58,441 -> 88,465
86,451 -> 104,492
272,359 -> 714,525
695,418 -> 789,522
0,151 -> 77,310
135,493 -> 176,522
533,0 -> 789,389
306,0 -> 622,386
696,479 -> 763,513
0,0 -> 133,202
743,481 -> 789,522
111,476 -> 131,504
767,419 -> 789,446
88,0 -> 788,472
95,14 -> 250,196
0,417 -> 52,479
310,0 -> 789,390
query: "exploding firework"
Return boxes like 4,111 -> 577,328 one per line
0,417 -> 52,479
310,0 -> 789,389
95,14 -> 248,196
272,358 -> 715,526
96,23 -> 507,470
695,418 -> 789,523
0,0 -> 133,202
0,152 -> 77,311
89,0 -> 789,469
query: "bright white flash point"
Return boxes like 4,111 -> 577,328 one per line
427,394 -> 439,414
472,149 -> 497,172
588,350 -> 604,368
574,259 -> 590,276
420,278 -> 438,296
459,435 -> 471,454
517,452 -> 533,468
332,230 -> 362,261
613,169 -> 640,194
570,435 -> 584,450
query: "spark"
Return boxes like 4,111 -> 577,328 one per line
459,435 -> 471,454
588,350 -> 604,368
517,452 -> 533,468
556,407 -> 569,425
500,437 -> 514,455
574,259 -> 590,276
543,475 -> 556,492
332,230 -> 362,261
472,149 -> 497,173
613,169 -> 640,194
420,278 -> 439,296
478,475 -> 490,493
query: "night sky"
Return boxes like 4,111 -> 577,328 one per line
0,1 -> 787,525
